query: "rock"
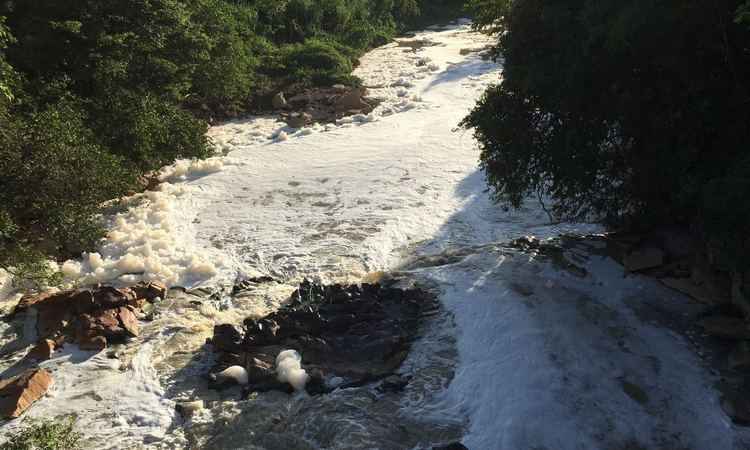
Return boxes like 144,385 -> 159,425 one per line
433,444 -> 469,450
78,335 -> 107,351
78,310 -> 122,340
77,306 -> 138,344
0,369 -> 53,419
272,92 -> 287,109
210,324 -> 245,353
93,286 -> 136,309
661,277 -> 730,304
117,306 -> 140,337
722,394 -> 750,425
729,341 -> 750,370
176,400 -> 204,419
132,281 -> 167,303
335,88 -> 370,113
15,290 -> 94,338
623,246 -> 665,272
26,339 -> 56,361
331,84 -> 347,92
378,374 -> 411,393
245,357 -> 274,384
699,315 -> 750,340
286,112 -> 312,128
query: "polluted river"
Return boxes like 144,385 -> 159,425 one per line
1,21 -> 749,450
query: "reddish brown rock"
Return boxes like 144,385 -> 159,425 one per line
0,369 -> 53,419
132,281 -> 167,303
78,309 -> 122,339
15,291 -> 91,338
93,286 -> 136,309
117,306 -> 140,337
26,339 -> 56,361
78,335 -> 107,351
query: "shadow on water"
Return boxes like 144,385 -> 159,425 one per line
423,57 -> 497,92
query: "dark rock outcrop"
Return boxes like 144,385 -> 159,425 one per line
208,280 -> 437,395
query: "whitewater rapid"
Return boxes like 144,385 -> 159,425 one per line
1,20 -> 749,450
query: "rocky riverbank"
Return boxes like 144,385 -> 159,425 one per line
0,282 -> 166,419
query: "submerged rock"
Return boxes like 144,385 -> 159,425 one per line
208,280 -> 437,395
0,369 -> 52,419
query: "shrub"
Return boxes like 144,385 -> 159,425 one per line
0,417 -> 82,450
276,38 -> 355,86
0,98 -> 134,259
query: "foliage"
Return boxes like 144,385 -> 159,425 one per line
0,98 -> 134,257
0,417 -> 82,450
462,0 -> 750,270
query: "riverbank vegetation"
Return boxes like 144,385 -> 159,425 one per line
0,0 -> 464,284
463,0 -> 750,274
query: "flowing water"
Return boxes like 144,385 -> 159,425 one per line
1,21 -> 749,450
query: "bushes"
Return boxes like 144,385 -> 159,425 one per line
277,38 -> 356,86
463,0 -> 750,270
0,418 -> 82,450
0,99 -> 133,263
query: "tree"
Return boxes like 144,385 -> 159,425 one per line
462,1 -> 750,269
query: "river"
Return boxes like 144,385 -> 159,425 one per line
1,21 -> 748,450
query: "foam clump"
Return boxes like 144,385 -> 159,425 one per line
159,158 -> 224,182
210,365 -> 249,385
276,349 -> 309,391
58,182 -> 221,288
